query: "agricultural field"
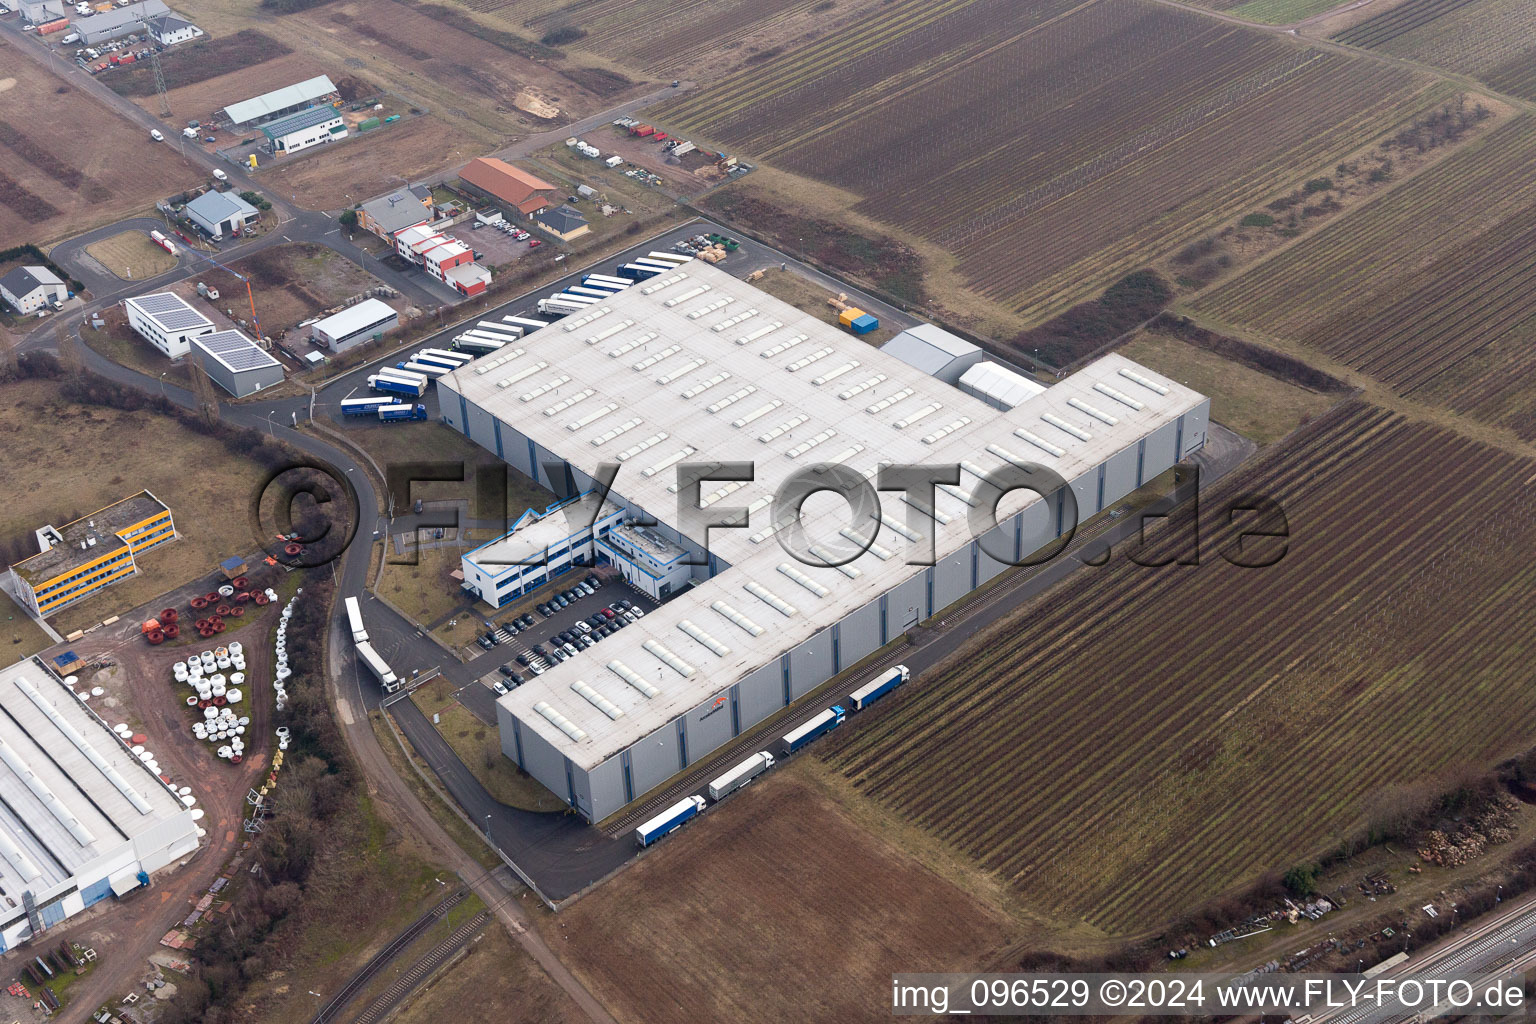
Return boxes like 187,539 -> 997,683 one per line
103,30 -> 293,98
828,401 -> 1536,934
1185,0 -> 1343,25
1332,0 -> 1536,102
513,0 -> 889,79
654,0 -> 1434,323
1191,116 -> 1536,439
0,61 -> 200,245
549,770 -> 1017,1022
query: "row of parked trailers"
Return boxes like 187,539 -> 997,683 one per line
633,665 -> 911,846
536,252 -> 694,317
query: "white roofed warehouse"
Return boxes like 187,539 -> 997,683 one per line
310,299 -> 399,354
437,262 -> 1209,822
0,658 -> 198,950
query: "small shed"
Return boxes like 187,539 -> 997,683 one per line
219,556 -> 247,580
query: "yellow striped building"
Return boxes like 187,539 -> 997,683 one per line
9,492 -> 177,618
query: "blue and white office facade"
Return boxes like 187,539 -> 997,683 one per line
462,501 -> 625,607
437,264 -> 1209,822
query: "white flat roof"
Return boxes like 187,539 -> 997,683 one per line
312,298 -> 398,338
125,292 -> 213,335
223,75 -> 337,125
467,501 -> 621,571
0,660 -> 191,895
445,264 -> 1205,768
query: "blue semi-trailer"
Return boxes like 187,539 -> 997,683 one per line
845,665 -> 910,711
778,705 -> 847,757
378,403 -> 428,421
367,374 -> 427,397
633,795 -> 706,847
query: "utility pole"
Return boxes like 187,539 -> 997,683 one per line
149,49 -> 171,118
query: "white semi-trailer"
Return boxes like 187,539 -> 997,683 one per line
707,752 -> 774,801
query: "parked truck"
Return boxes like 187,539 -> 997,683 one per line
633,796 -> 705,848
196,281 -> 220,300
778,705 -> 847,757
148,230 -> 177,257
378,403 -> 428,422
366,374 -> 427,398
707,752 -> 774,801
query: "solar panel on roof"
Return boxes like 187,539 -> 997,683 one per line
133,293 -> 213,333
195,332 -> 281,372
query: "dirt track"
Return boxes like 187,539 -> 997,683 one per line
11,568 -> 285,1018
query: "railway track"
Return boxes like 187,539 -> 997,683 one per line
309,888 -> 468,1024
351,910 -> 491,1024
600,478 -> 1195,838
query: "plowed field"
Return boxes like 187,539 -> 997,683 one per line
829,402 -> 1536,932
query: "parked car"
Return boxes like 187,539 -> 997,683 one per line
515,654 -> 531,667
476,635 -> 494,650
601,607 -> 616,620
528,662 -> 545,676
562,643 -> 578,658
536,602 -> 551,616
527,239 -> 542,248
502,663 -> 519,675
149,129 -> 163,141
211,169 -> 227,182
518,613 -> 534,628
553,594 -> 568,608
492,680 -> 508,695
509,672 -> 525,686
617,599 -> 633,610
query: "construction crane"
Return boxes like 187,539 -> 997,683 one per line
184,248 -> 262,339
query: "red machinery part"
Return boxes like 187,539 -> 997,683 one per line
234,592 -> 251,604
160,608 -> 178,622
164,624 -> 181,639
233,576 -> 249,588
215,604 -> 231,617
229,606 -> 245,618
190,596 -> 207,609
283,543 -> 302,556
198,628 -> 214,638
231,755 -> 242,764
204,592 -> 219,603
212,620 -> 226,633
254,594 -> 270,606
146,631 -> 164,645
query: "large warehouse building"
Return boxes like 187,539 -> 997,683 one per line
0,658 -> 199,950
438,263 -> 1209,821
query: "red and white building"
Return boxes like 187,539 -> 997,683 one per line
393,224 -> 490,297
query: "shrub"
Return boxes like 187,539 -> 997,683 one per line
338,210 -> 358,228
1283,864 -> 1318,896
1239,212 -> 1275,228
540,25 -> 587,45
1304,177 -> 1334,193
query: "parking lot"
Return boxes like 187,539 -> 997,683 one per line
447,217 -> 538,270
454,575 -> 660,718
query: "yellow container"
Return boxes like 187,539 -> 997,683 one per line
839,307 -> 866,327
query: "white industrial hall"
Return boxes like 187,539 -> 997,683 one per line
438,263 -> 1210,822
